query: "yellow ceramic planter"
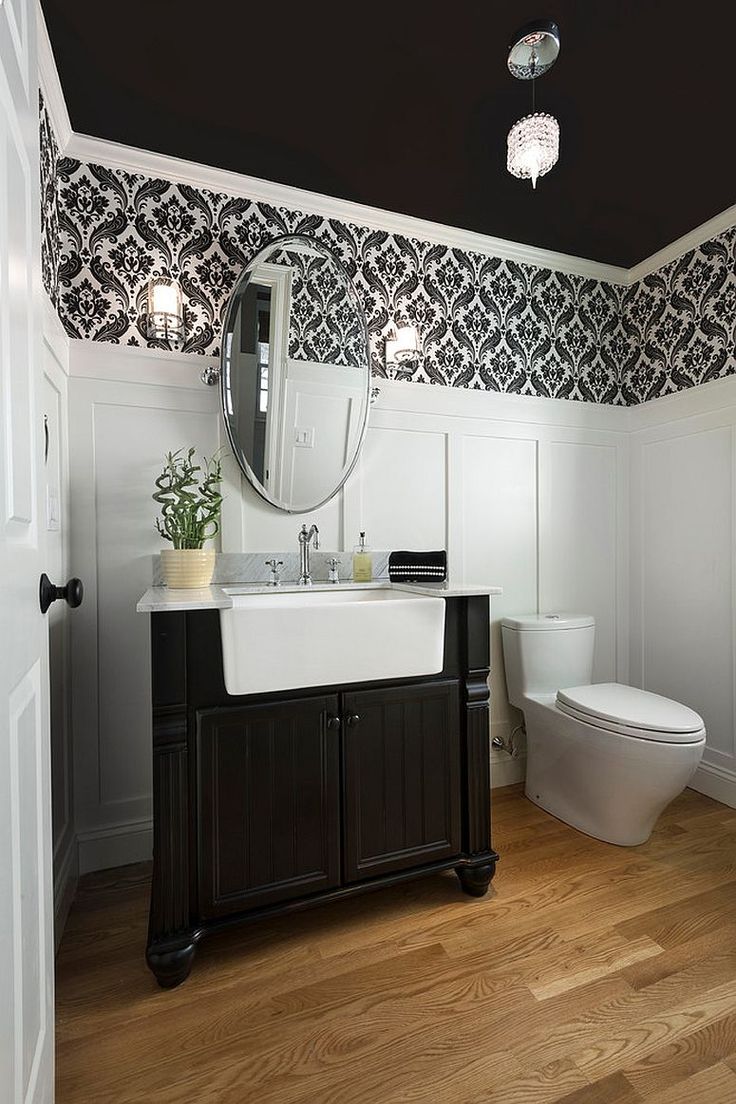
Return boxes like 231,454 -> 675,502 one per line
160,548 -> 216,589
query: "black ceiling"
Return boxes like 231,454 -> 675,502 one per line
42,1 -> 736,268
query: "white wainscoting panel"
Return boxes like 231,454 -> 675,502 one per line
630,376 -> 736,807
540,440 -> 621,683
68,343 -> 630,869
68,354 -> 218,872
358,426 -> 447,551
459,434 -> 538,750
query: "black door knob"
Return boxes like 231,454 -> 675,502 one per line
326,715 -> 341,730
346,713 -> 361,727
39,574 -> 84,615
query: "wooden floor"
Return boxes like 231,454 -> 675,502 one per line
56,785 -> 736,1104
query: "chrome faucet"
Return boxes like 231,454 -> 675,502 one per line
297,523 -> 319,585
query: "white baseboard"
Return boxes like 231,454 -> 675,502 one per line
54,834 -> 78,950
689,762 -> 736,809
77,819 -> 153,875
491,750 -> 526,788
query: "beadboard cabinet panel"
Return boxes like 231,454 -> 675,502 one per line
342,680 -> 461,882
197,696 -> 340,918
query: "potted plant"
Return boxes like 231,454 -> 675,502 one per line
153,447 -> 223,588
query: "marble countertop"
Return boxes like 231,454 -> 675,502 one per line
137,580 -> 503,613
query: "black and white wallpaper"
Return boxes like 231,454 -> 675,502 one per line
39,98 -> 735,405
621,228 -> 736,404
273,246 -> 365,369
40,92 -> 60,310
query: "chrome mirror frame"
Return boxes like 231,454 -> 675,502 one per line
219,233 -> 371,514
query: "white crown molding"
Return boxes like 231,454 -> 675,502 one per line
35,0 -> 736,292
65,132 -> 630,285
36,1 -> 72,150
627,203 -> 736,284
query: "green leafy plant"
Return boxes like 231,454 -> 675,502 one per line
153,448 -> 223,549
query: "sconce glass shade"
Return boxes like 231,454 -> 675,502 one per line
507,112 -> 559,188
146,276 -> 184,344
386,325 -> 420,366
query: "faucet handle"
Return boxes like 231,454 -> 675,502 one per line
264,558 -> 283,586
327,557 -> 341,584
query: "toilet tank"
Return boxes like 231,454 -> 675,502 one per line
501,614 -> 595,707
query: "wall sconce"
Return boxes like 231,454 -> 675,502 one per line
146,276 -> 184,346
386,325 -> 420,370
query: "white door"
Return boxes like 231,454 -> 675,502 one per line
0,1 -> 55,1101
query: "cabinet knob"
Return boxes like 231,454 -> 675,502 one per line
326,715 -> 341,730
347,713 -> 361,727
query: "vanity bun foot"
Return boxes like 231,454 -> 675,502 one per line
146,937 -> 198,989
456,861 -> 496,897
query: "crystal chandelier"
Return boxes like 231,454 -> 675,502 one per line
506,20 -> 561,189
507,112 -> 559,189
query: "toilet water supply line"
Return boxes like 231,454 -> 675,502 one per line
492,723 -> 525,758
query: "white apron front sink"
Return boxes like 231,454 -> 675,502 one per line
219,587 -> 446,696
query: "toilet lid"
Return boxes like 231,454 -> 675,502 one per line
556,683 -> 705,743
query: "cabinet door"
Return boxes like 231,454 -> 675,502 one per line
343,680 -> 461,882
197,695 -> 340,918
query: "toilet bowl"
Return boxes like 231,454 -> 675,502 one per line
501,614 -> 706,846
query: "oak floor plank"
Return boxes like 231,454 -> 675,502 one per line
615,881 -> 736,948
461,1057 -> 590,1104
621,1010 -> 736,1097
510,951 -> 736,1071
619,923 -> 736,991
527,933 -> 662,1000
552,1071 -> 642,1104
56,785 -> 736,1104
636,1060 -> 736,1103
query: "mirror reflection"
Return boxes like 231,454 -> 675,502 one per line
221,235 -> 370,513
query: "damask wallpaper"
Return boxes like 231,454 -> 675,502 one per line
39,98 -> 735,406
274,246 -> 365,369
621,227 -> 736,404
40,92 -> 60,309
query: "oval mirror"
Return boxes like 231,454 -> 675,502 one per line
220,234 -> 371,513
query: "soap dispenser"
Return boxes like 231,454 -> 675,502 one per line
352,531 -> 373,582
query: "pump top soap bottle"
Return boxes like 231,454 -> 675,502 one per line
352,531 -> 373,583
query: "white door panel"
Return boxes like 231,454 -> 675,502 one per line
0,1 -> 55,1101
0,0 -> 30,97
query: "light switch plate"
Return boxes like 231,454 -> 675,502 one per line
46,488 -> 60,531
294,427 -> 315,448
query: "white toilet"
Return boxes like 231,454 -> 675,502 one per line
501,613 -> 706,846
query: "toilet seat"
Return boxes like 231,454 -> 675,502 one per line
556,683 -> 705,744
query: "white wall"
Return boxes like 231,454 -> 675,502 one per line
630,374 -> 736,808
68,341 -> 630,871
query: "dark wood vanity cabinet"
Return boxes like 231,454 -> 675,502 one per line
146,596 -> 498,988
